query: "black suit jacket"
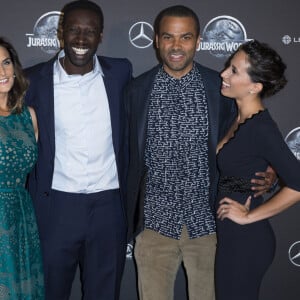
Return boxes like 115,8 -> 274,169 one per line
25,55 -> 132,236
125,63 -> 236,241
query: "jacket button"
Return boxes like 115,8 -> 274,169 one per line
43,192 -> 49,196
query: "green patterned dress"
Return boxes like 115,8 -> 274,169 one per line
0,107 -> 44,299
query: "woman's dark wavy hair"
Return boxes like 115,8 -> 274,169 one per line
238,39 -> 287,98
0,37 -> 28,113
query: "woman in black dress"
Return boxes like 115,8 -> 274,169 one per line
215,40 -> 300,300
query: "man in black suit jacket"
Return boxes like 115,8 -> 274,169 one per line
125,5 -> 274,300
25,1 -> 132,299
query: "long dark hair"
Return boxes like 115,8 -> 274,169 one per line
0,37 -> 28,113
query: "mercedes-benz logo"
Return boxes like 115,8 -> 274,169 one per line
129,21 -> 153,49
288,241 -> 300,267
126,243 -> 133,259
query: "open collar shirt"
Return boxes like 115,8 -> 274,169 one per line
51,51 -> 119,193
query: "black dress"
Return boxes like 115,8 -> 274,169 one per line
215,110 -> 300,300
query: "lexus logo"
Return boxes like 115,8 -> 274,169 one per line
129,21 -> 153,49
288,241 -> 300,267
282,35 -> 292,45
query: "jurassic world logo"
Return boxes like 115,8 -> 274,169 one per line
285,127 -> 300,160
26,11 -> 62,54
199,15 -> 251,58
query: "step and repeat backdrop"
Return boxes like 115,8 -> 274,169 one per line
1,0 -> 299,299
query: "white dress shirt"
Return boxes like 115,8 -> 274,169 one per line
51,51 -> 119,193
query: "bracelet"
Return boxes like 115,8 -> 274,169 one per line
268,178 -> 279,193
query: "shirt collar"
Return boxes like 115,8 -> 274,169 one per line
159,63 -> 197,87
56,50 -> 104,78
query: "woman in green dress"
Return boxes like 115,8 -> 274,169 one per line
0,37 -> 44,299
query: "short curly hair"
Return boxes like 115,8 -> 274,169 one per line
154,5 -> 200,37
61,0 -> 104,33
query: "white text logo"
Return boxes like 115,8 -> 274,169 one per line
282,35 -> 300,45
200,16 -> 251,58
26,11 -> 62,54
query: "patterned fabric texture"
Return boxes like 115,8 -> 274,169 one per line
144,66 -> 216,240
0,107 -> 44,299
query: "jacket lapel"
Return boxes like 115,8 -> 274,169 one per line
199,65 -> 220,150
137,90 -> 150,160
100,58 -> 120,155
37,61 -> 56,158
135,66 -> 159,161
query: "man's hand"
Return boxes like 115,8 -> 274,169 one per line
251,166 -> 277,197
